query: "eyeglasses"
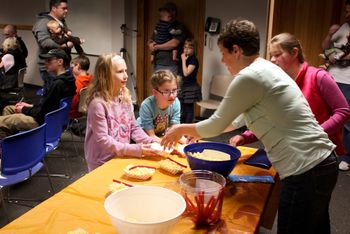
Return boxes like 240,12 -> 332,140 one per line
156,89 -> 180,96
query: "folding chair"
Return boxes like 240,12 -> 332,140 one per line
45,102 -> 71,178
4,67 -> 27,105
0,123 -> 54,220
71,87 -> 88,141
196,74 -> 232,110
59,96 -> 82,157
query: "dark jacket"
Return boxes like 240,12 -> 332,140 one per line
17,36 -> 28,59
22,70 -> 76,124
0,49 -> 26,90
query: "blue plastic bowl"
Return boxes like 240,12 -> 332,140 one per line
183,142 -> 241,177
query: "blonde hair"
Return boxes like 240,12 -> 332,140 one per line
150,70 -> 179,89
86,53 -> 131,105
47,20 -> 60,31
2,37 -> 19,52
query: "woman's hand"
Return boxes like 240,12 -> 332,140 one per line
229,135 -> 245,146
161,125 -> 183,150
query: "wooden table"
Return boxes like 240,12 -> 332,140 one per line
0,146 -> 279,234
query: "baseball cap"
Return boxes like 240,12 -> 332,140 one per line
158,2 -> 177,14
39,48 -> 69,64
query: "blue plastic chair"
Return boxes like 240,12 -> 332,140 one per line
60,96 -> 73,130
45,102 -> 70,178
0,123 -> 54,219
59,96 -> 81,157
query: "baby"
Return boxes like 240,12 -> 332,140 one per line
47,20 -> 84,54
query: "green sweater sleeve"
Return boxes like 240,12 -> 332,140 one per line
196,71 -> 264,138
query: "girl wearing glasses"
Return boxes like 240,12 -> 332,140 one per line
137,70 -> 184,143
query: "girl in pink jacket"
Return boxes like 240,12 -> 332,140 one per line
84,53 -> 158,171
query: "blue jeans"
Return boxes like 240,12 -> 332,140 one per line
337,83 -> 350,156
277,153 -> 338,234
153,64 -> 178,76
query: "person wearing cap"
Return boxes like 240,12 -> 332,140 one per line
148,2 -> 187,75
0,48 -> 76,139
32,0 -> 74,95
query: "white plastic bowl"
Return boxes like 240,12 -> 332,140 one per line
104,186 -> 186,234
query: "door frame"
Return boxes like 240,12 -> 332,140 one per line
136,0 -> 205,106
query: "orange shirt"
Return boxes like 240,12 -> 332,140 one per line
70,73 -> 92,118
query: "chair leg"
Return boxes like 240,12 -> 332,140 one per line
0,189 -> 10,223
44,151 -> 71,179
43,160 -> 55,194
67,129 -> 81,157
4,186 -> 39,207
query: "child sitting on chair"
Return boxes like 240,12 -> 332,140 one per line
70,55 -> 92,119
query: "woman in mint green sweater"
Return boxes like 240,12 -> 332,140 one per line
161,19 -> 338,234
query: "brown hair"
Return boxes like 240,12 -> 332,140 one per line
150,70 -> 179,89
218,18 -> 260,56
71,54 -> 90,71
270,33 -> 305,63
184,38 -> 196,55
86,53 -> 131,105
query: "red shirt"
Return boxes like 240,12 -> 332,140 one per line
70,73 -> 92,119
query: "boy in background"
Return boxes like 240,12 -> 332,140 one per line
70,54 -> 92,119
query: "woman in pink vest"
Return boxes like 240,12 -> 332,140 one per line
269,33 -> 350,170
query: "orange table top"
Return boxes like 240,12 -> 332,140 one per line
0,146 -> 277,234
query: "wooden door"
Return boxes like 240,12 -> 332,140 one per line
136,0 -> 205,104
268,0 -> 344,66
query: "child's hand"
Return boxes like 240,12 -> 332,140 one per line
229,135 -> 245,147
181,52 -> 188,61
67,41 -> 74,48
141,144 -> 162,157
151,135 -> 161,143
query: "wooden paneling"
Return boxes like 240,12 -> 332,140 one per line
136,0 -> 205,105
0,24 -> 32,31
270,0 -> 344,66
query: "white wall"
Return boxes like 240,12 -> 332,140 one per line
0,0 -> 45,86
202,0 -> 269,105
1,0 -> 126,86
1,0 -> 269,97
